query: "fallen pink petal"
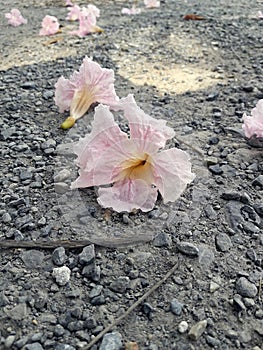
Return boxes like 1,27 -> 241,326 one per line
242,99 -> 263,139
39,15 -> 60,36
144,0 -> 160,9
70,5 -> 102,37
5,8 -> 27,27
54,57 -> 119,129
66,4 -> 81,21
121,6 -> 142,15
71,96 -> 195,213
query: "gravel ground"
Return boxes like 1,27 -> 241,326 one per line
0,0 -> 263,349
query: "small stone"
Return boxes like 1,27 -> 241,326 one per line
236,277 -> 257,298
21,250 -> 44,269
109,276 -> 130,293
208,164 -> 223,175
99,332 -> 122,350
178,321 -> 189,334
89,285 -> 103,299
54,345 -> 76,350
25,343 -> 44,350
4,335 -> 16,348
52,247 -> 67,266
215,233 -> 232,252
221,192 -> 240,201
252,175 -> 263,188
233,294 -> 246,311
170,299 -> 184,316
9,303 -> 27,321
206,335 -> 221,348
2,212 -> 12,223
90,295 -> 106,306
177,241 -> 199,256
210,282 -> 220,293
82,263 -> 101,282
243,298 -> 255,308
34,291 -> 48,310
79,245 -> 95,265
153,232 -> 172,247
54,183 -> 69,194
52,266 -> 71,286
54,169 -> 71,182
188,320 -> 207,340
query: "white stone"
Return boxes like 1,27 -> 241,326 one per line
178,321 -> 189,334
52,266 -> 71,286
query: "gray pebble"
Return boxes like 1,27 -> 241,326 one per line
109,276 -> 130,293
206,335 -> 221,347
252,175 -> 263,188
188,319 -> 207,340
236,277 -> 257,297
215,233 -> 232,252
21,250 -> 44,269
54,182 -> 69,194
52,247 -> 67,266
4,335 -> 16,348
2,212 -> 12,223
25,343 -> 44,350
54,345 -> 76,350
89,285 -> 103,298
170,299 -> 184,315
82,263 -> 101,282
34,291 -> 48,310
54,169 -> 71,182
153,232 -> 172,247
79,245 -> 95,265
177,241 -> 199,256
99,332 -> 122,350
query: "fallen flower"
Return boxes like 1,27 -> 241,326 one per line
242,99 -> 263,139
5,8 -> 27,27
258,10 -> 263,19
70,5 -> 102,37
71,95 -> 195,212
121,5 -> 141,15
66,4 -> 81,21
54,57 -> 119,129
183,14 -> 205,20
39,15 -> 60,36
144,0 -> 160,9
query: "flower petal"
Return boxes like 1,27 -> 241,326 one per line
151,148 -> 195,203
97,179 -> 158,212
242,99 -> 263,138
118,94 -> 175,150
54,76 -> 75,113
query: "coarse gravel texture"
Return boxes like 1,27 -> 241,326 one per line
0,0 -> 263,349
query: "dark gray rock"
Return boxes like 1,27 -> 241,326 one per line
208,164 -> 223,175
236,277 -> 257,298
215,233 -> 232,252
252,175 -> 263,188
109,276 -> 130,293
153,232 -> 172,247
21,250 -> 44,269
177,242 -> 199,256
170,299 -> 184,316
54,345 -> 76,350
52,247 -> 67,266
78,245 -> 95,265
99,332 -> 122,350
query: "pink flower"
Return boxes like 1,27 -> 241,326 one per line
121,6 -> 141,15
65,0 -> 73,6
66,4 -> 81,21
71,95 -> 195,212
5,9 -> 27,27
242,99 -> 263,139
258,10 -> 263,19
70,5 -> 102,37
39,15 -> 60,36
144,0 -> 160,8
54,57 -> 119,129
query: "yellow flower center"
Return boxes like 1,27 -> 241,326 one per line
118,154 -> 153,183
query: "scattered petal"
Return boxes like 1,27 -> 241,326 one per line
66,4 -> 81,21
144,0 -> 160,8
242,99 -> 263,139
70,5 -> 102,37
54,57 -> 119,128
39,15 -> 60,36
121,6 -> 142,15
5,9 -> 27,27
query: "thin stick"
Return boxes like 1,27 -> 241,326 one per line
0,235 -> 153,250
82,259 -> 179,350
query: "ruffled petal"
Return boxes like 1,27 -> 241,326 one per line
242,100 -> 263,138
118,94 -> 175,150
97,179 -> 158,212
151,148 -> 195,203
54,76 -> 75,113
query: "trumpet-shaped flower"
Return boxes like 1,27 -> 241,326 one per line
121,6 -> 142,15
71,95 -> 195,212
242,99 -> 263,139
5,9 -> 27,27
54,57 -> 119,129
70,5 -> 102,37
39,15 -> 60,36
144,0 -> 160,9
66,4 -> 81,21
